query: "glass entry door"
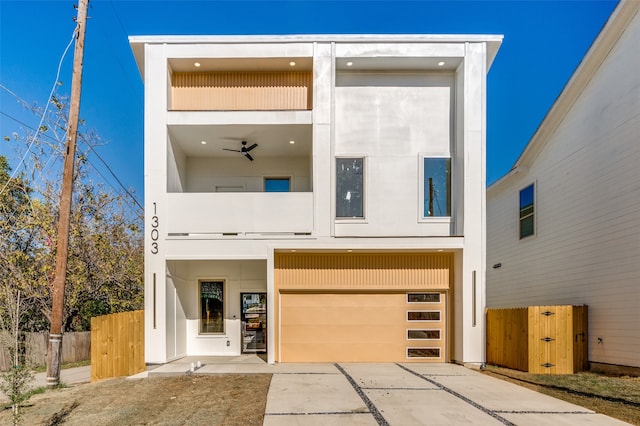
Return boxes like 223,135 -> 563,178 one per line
241,293 -> 267,353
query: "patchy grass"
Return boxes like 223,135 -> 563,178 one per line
483,365 -> 640,425
1,374 -> 272,425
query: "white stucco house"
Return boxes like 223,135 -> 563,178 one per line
487,0 -> 640,372
129,34 -> 502,365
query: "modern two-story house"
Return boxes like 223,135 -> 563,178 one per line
487,0 -> 640,373
130,34 -> 501,366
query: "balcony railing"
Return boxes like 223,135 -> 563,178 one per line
165,192 -> 313,236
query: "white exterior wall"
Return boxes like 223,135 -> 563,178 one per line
487,6 -> 640,368
134,35 -> 499,365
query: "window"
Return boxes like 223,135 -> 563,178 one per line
407,311 -> 441,321
336,158 -> 364,218
407,293 -> 441,303
200,280 -> 224,333
519,183 -> 535,239
423,158 -> 451,217
407,348 -> 440,358
264,177 -> 290,192
407,329 -> 441,340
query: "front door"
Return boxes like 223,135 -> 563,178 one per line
241,293 -> 267,353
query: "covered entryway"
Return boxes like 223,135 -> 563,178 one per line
274,252 -> 452,363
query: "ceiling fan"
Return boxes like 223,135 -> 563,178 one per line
223,141 -> 258,161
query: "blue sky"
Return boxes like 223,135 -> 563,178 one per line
0,0 -> 618,211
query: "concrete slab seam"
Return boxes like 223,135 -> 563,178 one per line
396,364 -> 515,426
494,410 -> 594,415
334,363 -> 390,426
265,411 -> 371,416
361,387 -> 440,391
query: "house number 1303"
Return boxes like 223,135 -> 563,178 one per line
150,202 -> 159,254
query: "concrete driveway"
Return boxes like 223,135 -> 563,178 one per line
261,363 -> 629,425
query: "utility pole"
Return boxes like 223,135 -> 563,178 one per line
46,0 -> 89,387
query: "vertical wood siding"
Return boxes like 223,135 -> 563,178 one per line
275,253 -> 453,290
91,310 -> 145,382
171,71 -> 312,110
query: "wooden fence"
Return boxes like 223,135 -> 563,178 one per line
0,332 -> 90,371
91,310 -> 145,382
486,305 -> 588,374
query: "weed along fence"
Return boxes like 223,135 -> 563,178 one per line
0,332 -> 90,371
486,305 -> 588,374
91,310 -> 145,381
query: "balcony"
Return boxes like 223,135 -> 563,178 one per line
166,192 -> 313,236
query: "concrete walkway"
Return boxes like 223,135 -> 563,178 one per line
148,358 -> 630,425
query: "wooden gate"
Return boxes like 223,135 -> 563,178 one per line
528,305 -> 588,374
487,305 -> 588,374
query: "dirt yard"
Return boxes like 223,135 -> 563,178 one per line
1,374 -> 272,425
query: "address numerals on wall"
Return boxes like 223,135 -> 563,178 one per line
150,202 -> 159,254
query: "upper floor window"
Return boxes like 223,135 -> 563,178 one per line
336,158 -> 364,218
423,157 -> 451,217
264,177 -> 290,192
519,183 -> 535,239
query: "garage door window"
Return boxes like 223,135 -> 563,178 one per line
407,329 -> 440,340
407,311 -> 440,321
407,348 -> 441,358
407,293 -> 440,303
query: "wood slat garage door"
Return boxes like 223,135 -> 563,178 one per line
279,292 -> 446,362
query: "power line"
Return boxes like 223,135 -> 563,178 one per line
0,26 -> 77,198
0,91 -> 143,214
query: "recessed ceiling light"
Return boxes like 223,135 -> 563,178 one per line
289,61 -> 296,67
194,62 -> 201,67
289,140 -> 295,144
346,61 -> 353,67
347,249 -> 353,252
291,249 -> 297,252
200,140 -> 207,145
438,61 -> 445,67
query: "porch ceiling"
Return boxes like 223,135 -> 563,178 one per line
168,124 -> 312,158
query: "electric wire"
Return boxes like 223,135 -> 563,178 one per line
1,108 -> 143,215
0,26 -> 77,198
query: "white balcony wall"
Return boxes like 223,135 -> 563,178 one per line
185,157 -> 311,192
166,192 -> 313,234
334,72 -> 455,237
167,133 -> 187,192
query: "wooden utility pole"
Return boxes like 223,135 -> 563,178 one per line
46,0 -> 89,387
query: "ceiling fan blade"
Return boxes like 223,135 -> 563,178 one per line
244,152 -> 254,161
245,143 -> 258,152
223,148 -> 242,152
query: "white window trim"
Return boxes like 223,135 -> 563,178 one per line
418,153 -> 452,223
406,292 -> 441,304
334,155 -> 367,222
406,310 -> 442,322
406,347 -> 442,359
198,278 -> 227,336
263,175 -> 293,192
406,329 -> 442,341
519,181 -> 536,240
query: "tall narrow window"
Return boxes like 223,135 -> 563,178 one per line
424,158 -> 451,217
519,183 -> 535,239
200,280 -> 224,333
336,158 -> 364,218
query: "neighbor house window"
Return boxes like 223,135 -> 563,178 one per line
519,183 -> 535,239
200,280 -> 224,333
264,177 -> 290,192
423,158 -> 451,217
336,158 -> 364,218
